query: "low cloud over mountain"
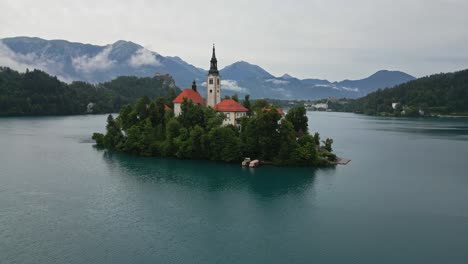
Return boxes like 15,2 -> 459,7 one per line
72,46 -> 116,73
0,37 -> 415,99
129,48 -> 161,67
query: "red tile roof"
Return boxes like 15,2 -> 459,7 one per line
214,99 -> 249,112
263,107 -> 285,115
172,89 -> 204,104
164,105 -> 171,111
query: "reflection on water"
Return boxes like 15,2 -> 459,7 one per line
99,149 -> 326,198
2,113 -> 468,264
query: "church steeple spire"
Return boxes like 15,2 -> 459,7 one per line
209,44 -> 219,75
192,80 -> 197,91
206,44 -> 221,108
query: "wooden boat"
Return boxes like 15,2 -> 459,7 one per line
241,158 -> 251,166
249,159 -> 260,168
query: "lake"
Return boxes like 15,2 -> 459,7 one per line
1,112 -> 468,263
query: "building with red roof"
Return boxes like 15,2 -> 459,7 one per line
214,99 -> 248,126
263,107 -> 285,116
262,107 -> 286,124
172,81 -> 204,116
172,89 -> 204,104
276,108 -> 285,116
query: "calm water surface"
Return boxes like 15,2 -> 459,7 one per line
1,112 -> 468,263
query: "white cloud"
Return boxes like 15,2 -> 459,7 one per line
272,87 -> 286,92
0,42 -> 30,71
265,78 -> 289,85
340,86 -> 359,92
2,0 -> 468,80
314,83 -> 359,92
200,80 -> 248,93
220,80 -> 248,92
72,46 -> 115,73
314,84 -> 341,90
0,41 -> 72,82
0,41 -> 60,72
272,87 -> 292,97
314,84 -> 333,88
129,48 -> 160,67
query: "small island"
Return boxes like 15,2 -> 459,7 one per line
93,46 -> 337,167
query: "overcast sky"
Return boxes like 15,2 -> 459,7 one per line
1,0 -> 468,80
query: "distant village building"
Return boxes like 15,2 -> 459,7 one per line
86,102 -> 95,113
263,107 -> 286,124
311,103 -> 328,111
392,103 -> 400,110
275,108 -> 285,117
262,107 -> 285,116
155,72 -> 172,78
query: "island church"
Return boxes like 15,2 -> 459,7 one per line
172,45 -> 248,126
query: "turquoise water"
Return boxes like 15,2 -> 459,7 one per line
1,112 -> 468,263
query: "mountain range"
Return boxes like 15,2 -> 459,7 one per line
0,37 -> 416,99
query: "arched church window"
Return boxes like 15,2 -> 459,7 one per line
209,78 -> 213,84
217,79 -> 220,85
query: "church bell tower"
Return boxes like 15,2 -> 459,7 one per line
206,45 -> 221,107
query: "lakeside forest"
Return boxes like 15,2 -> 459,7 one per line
1,66 -> 467,118
327,69 -> 468,116
93,97 -> 336,166
0,67 -> 179,116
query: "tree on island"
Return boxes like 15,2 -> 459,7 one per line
285,105 -> 308,134
242,95 -> 252,116
93,95 -> 337,166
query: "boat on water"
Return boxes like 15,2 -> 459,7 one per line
241,158 -> 251,166
249,160 -> 260,168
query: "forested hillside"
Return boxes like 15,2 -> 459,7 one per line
0,67 -> 179,116
342,69 -> 468,116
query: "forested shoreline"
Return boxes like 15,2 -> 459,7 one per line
0,67 -> 179,116
328,69 -> 468,117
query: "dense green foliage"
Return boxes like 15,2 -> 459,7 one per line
340,69 -> 468,116
0,67 -> 179,116
242,95 -> 252,116
285,105 -> 308,133
93,98 -> 336,166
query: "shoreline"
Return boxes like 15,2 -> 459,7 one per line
322,111 -> 468,119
